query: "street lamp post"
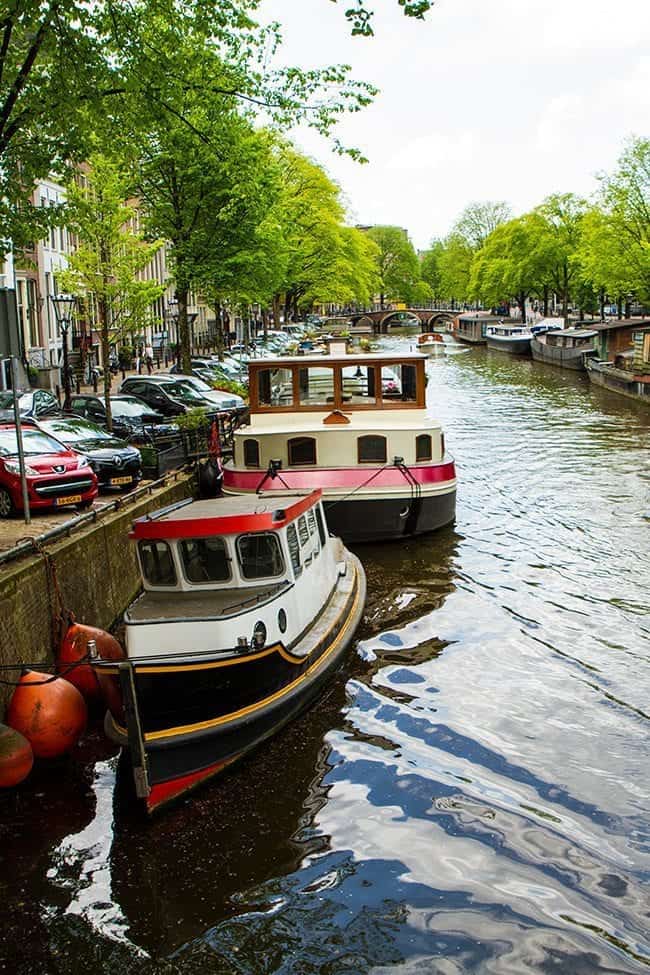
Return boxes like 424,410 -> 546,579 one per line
167,299 -> 179,367
50,293 -> 77,411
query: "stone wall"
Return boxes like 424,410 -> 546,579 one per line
0,474 -> 194,716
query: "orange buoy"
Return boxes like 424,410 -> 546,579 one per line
58,622 -> 124,704
0,722 -> 33,787
7,670 -> 87,759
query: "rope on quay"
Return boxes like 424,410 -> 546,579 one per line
0,654 -> 91,686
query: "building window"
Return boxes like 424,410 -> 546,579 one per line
288,437 -> 317,466
243,439 -> 260,467
415,434 -> 432,462
358,435 -> 387,464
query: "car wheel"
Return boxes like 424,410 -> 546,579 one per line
0,487 -> 17,518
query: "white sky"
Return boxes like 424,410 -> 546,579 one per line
264,0 -> 650,250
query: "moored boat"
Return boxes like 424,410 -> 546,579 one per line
91,489 -> 366,813
485,322 -> 532,355
222,352 -> 457,542
417,332 -> 445,355
531,328 -> 598,371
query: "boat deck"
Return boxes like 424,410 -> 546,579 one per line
126,581 -> 291,623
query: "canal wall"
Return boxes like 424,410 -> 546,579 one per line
0,473 -> 195,716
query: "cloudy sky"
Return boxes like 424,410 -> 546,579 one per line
265,0 -> 650,250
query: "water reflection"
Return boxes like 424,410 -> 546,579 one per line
2,336 -> 649,973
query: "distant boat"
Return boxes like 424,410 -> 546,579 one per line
417,332 -> 445,355
531,327 -> 598,371
485,323 -> 533,356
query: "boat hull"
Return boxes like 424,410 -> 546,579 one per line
486,336 -> 531,355
586,360 -> 650,407
98,553 -> 366,812
324,490 -> 456,542
531,338 -> 595,371
223,463 -> 457,543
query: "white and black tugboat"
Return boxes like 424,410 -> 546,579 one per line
222,351 -> 457,542
91,490 -> 366,813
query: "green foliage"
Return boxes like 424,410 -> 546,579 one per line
365,225 -> 419,304
174,408 -> 210,432
208,378 -> 248,401
337,0 -> 434,36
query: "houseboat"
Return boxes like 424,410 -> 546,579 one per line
485,322 -> 532,355
585,326 -> 650,407
91,490 -> 366,813
531,328 -> 598,371
222,352 -> 457,543
454,313 -> 503,345
417,332 -> 445,355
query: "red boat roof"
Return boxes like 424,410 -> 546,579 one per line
130,490 -> 323,540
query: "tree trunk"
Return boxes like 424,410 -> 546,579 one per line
543,286 -> 549,317
262,307 -> 269,341
517,293 -> 526,323
272,294 -> 281,329
617,295 -> 623,320
98,296 -> 112,432
177,287 -> 192,375
599,288 -> 605,322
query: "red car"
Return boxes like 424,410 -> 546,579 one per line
0,423 -> 98,518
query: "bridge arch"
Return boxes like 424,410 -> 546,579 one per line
422,312 -> 456,332
379,310 -> 421,332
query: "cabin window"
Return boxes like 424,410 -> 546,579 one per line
237,532 -> 285,580
358,435 -> 387,464
180,537 -> 231,584
341,363 -> 377,405
243,438 -> 260,467
416,434 -> 432,462
298,366 -> 335,406
307,508 -> 320,555
288,436 -> 317,466
257,367 -> 293,407
315,504 -> 327,546
138,540 -> 177,587
287,523 -> 301,577
382,363 -> 417,402
297,514 -> 310,547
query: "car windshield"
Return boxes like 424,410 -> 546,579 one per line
41,419 -> 111,443
162,382 -> 205,404
0,428 -> 68,457
178,377 -> 211,392
113,399 -> 155,418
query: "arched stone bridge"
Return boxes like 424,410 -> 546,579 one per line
346,308 -> 457,333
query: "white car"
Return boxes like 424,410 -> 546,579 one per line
162,374 -> 246,411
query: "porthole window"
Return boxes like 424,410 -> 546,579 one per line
244,438 -> 260,467
358,435 -> 387,464
416,434 -> 432,462
278,608 -> 287,633
288,436 -> 317,466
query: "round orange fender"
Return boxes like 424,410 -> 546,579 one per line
58,622 -> 124,704
7,671 -> 87,759
0,722 -> 34,787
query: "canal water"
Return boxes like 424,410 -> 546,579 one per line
2,335 -> 649,974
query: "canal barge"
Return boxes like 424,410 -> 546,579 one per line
222,352 -> 457,543
485,323 -> 533,355
531,328 -> 598,371
91,490 -> 366,813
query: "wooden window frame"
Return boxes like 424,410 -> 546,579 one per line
357,435 -> 387,464
288,436 -> 317,467
415,434 -> 432,462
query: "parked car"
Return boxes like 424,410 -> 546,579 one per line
0,388 -> 62,421
168,359 -> 246,388
0,422 -> 97,517
159,374 -> 245,412
37,416 -> 142,492
69,394 -> 179,443
119,375 -> 233,419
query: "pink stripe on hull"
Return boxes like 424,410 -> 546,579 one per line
223,461 -> 456,492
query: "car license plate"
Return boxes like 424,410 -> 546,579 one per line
110,476 -> 132,486
55,494 -> 82,505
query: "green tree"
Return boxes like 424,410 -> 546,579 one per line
59,155 -> 164,429
365,225 -> 419,306
438,234 -> 474,307
470,213 -> 551,321
420,241 -> 444,303
452,201 -> 512,250
533,193 -> 587,323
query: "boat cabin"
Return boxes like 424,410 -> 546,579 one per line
485,324 -> 531,338
247,353 -> 426,413
544,328 -> 597,349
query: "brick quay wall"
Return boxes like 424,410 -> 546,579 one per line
0,474 -> 194,716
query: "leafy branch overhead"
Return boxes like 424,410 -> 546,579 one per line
336,0 -> 434,36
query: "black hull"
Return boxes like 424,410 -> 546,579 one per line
324,490 -> 456,543
486,338 -> 531,356
102,554 -> 366,811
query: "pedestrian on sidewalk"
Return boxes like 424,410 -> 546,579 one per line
145,342 -> 154,374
